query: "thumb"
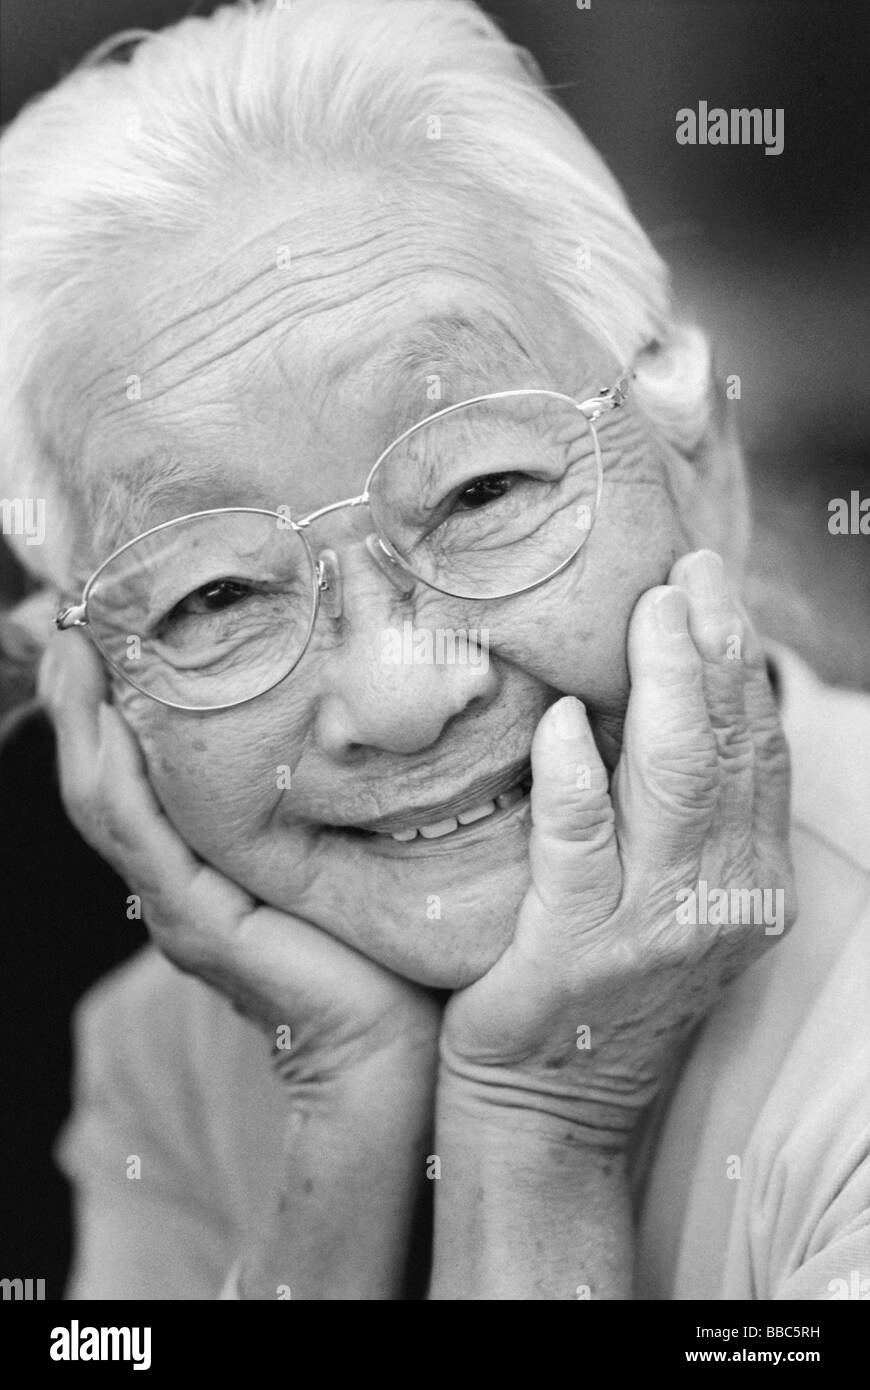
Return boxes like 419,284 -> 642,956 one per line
526,696 -> 621,928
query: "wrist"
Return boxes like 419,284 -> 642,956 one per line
431,1069 -> 634,1301
436,1057 -> 637,1156
272,1016 -> 439,1110
241,1046 -> 435,1302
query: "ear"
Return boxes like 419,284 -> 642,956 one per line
662,356 -> 751,579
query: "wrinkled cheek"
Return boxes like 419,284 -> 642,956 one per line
114,686 -> 277,854
516,492 -> 684,700
460,571 -> 634,713
460,482 -> 684,734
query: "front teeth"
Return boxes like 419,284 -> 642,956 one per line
419,817 -> 459,839
387,784 -> 528,842
457,800 -> 496,825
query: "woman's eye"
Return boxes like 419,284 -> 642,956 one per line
173,580 -> 251,617
455,474 -> 513,510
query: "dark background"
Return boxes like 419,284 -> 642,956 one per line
1,0 -> 868,1297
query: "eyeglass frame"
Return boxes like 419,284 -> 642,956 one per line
55,368 -> 634,711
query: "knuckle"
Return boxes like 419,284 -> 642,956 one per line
534,787 -> 615,845
142,877 -> 192,936
153,931 -> 210,982
652,698 -> 712,750
138,888 -> 175,935
531,817 -> 621,925
651,645 -> 705,690
89,802 -> 137,859
145,866 -> 227,964
171,924 -> 212,972
753,714 -> 791,771
638,698 -> 718,789
713,718 -> 754,766
529,843 -> 623,929
142,895 -> 209,973
645,751 -> 719,814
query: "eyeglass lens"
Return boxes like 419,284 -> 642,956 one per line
87,395 -> 600,707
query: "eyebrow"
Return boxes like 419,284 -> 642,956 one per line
86,448 -> 211,564
369,310 -> 539,419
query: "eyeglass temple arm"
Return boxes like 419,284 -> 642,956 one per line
55,602 -> 87,630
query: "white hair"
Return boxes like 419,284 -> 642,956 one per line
0,0 -> 714,586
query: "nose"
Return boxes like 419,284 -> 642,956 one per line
311,542 -> 499,759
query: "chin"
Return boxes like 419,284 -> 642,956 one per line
387,889 -> 525,989
271,794 -> 534,990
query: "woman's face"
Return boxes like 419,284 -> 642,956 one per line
73,186 -> 693,987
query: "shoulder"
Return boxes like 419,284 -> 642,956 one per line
735,888 -> 870,1298
62,945 -> 287,1229
71,945 -> 233,1083
68,940 -> 277,1129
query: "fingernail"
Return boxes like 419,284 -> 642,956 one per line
686,550 -> 726,600
655,587 -> 688,635
553,696 -> 585,740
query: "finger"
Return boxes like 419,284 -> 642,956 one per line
526,695 -> 621,928
39,633 -> 246,921
93,701 -> 264,953
38,630 -> 108,797
668,550 -> 753,848
615,584 -> 718,871
735,598 -> 793,859
79,702 -> 396,1030
39,631 -> 420,1038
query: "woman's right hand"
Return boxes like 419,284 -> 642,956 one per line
38,629 -> 442,1092
41,629 -> 441,1297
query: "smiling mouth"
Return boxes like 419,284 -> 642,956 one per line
332,762 -> 533,846
377,774 -> 532,843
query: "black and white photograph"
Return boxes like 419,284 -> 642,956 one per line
1,0 -> 867,1334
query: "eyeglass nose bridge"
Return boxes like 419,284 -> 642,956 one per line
303,480 -> 417,625
312,533 -> 416,623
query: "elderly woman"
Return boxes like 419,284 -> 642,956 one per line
1,0 -> 867,1301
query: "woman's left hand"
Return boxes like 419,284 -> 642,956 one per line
439,550 -> 796,1148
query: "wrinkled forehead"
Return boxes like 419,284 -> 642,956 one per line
71,185 -> 602,576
